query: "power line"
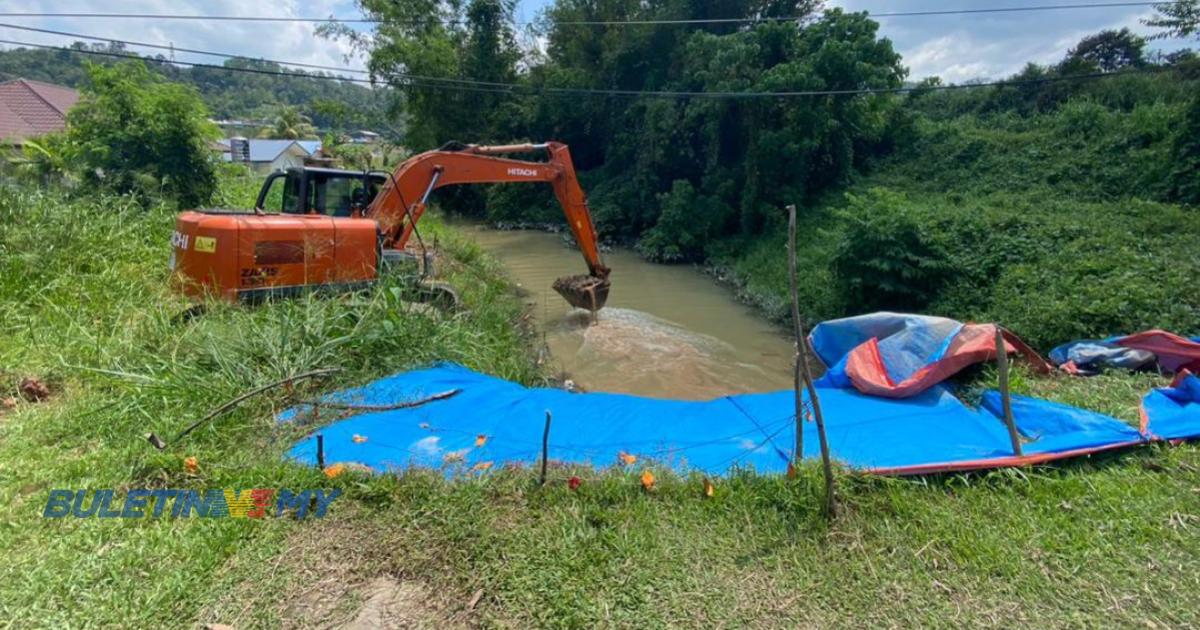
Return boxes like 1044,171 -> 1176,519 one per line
0,36 -> 1171,100
0,29 -> 554,92
0,2 -> 1184,27
531,1 -> 1186,26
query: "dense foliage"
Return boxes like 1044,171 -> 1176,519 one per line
340,1 -> 905,259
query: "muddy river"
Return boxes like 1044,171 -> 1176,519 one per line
451,224 -> 795,399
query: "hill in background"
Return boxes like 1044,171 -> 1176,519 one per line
0,41 -> 399,138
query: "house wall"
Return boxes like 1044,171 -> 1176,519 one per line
269,147 -> 311,172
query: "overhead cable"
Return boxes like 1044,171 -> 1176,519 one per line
0,37 -> 1170,100
0,2 -> 1183,27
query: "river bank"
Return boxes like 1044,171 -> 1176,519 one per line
3,182 -> 1197,628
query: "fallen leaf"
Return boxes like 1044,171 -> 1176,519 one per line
183,456 -> 199,474
352,434 -> 368,444
475,434 -> 488,447
786,461 -> 797,479
1,396 -> 16,409
472,461 -> 493,472
567,476 -> 582,490
467,588 -> 484,611
324,463 -> 346,479
703,477 -> 715,498
204,624 -> 235,630
618,451 -> 637,466
640,469 -> 655,491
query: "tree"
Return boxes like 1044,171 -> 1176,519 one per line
1144,0 -> 1200,40
260,106 -> 317,139
328,0 -> 520,148
1066,28 -> 1147,72
335,0 -> 903,255
67,61 -> 219,208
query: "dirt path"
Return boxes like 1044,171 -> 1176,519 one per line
200,514 -> 470,629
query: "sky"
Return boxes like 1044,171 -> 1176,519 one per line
0,0 -> 1191,84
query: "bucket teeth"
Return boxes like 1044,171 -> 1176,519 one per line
553,275 -> 610,311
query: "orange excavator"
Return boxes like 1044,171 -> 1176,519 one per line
170,141 -> 610,309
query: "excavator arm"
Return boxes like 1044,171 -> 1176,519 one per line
367,141 -> 611,309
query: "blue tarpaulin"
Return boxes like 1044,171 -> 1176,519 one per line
1142,372 -> 1200,441
809,312 -> 1051,398
1050,332 -> 1200,375
281,362 -> 1154,476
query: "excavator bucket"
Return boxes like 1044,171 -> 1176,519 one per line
553,275 -> 610,311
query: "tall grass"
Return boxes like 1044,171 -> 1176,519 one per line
0,181 -> 540,626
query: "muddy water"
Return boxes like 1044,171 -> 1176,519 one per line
453,224 -> 795,399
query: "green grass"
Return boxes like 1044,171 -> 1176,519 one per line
0,181 -> 541,627
2,181 -> 1198,628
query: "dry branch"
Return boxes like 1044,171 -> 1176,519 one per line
299,388 -> 461,412
146,367 -> 341,450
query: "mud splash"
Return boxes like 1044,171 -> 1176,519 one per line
548,308 -> 786,399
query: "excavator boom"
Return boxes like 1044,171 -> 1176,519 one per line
369,142 -> 608,277
169,141 -> 610,309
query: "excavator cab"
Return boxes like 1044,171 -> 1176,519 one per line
256,167 -> 386,218
171,167 -> 386,302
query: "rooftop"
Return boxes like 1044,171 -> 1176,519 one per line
218,138 -> 322,163
0,79 -> 79,144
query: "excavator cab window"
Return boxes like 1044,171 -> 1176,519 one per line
281,173 -> 302,213
312,174 -> 357,217
257,169 -> 385,217
253,171 -> 291,213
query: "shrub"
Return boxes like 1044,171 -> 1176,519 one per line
638,180 -> 733,262
830,189 -> 954,312
1168,96 -> 1200,205
67,61 -> 220,208
985,234 -> 1200,347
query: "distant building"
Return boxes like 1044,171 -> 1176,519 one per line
218,138 -> 323,173
349,130 -> 380,144
0,79 -> 79,146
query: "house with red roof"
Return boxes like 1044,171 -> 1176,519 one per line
0,78 -> 79,146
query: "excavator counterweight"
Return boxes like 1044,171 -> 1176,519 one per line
170,141 -> 610,310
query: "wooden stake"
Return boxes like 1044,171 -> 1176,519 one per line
787,204 -> 837,518
316,433 -> 326,470
786,205 -> 804,465
995,326 -> 1023,457
539,410 -> 552,486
